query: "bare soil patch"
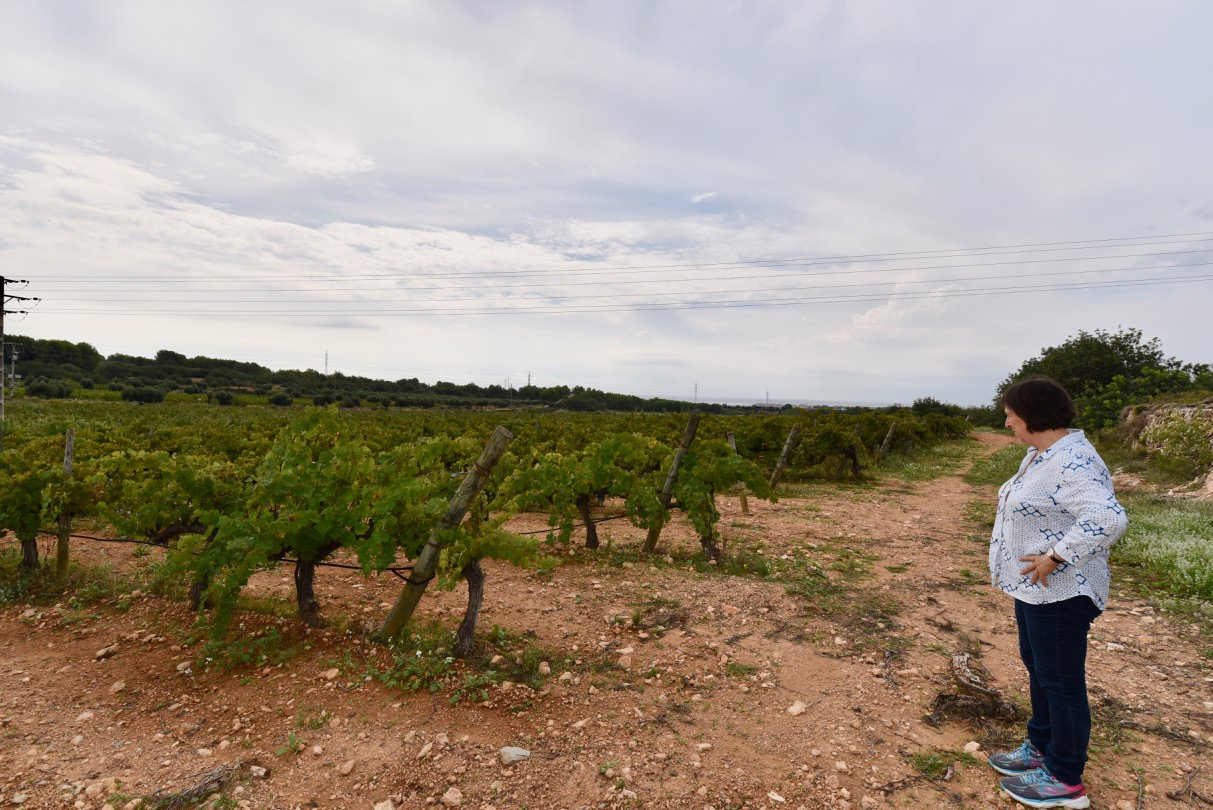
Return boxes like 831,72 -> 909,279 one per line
2,432 -> 1211,809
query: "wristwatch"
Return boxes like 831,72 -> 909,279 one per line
1047,548 -> 1066,565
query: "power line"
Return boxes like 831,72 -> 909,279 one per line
25,231 -> 1213,284
37,272 -> 1213,317
38,248 -> 1213,296
40,259 -> 1213,305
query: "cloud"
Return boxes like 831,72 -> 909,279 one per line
278,136 -> 376,177
689,192 -> 718,204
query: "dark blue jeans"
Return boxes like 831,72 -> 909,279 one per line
1015,595 -> 1102,786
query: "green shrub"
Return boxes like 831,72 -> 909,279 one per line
121,386 -> 166,404
25,377 -> 75,398
1140,409 -> 1213,479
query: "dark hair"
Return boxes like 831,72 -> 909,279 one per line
1000,377 -> 1076,432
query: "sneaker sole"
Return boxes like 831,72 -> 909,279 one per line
1000,785 -> 1090,809
989,761 -> 1042,776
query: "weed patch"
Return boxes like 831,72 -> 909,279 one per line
963,445 -> 1025,487
879,438 -> 977,482
905,748 -> 978,780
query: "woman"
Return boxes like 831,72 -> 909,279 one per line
987,377 -> 1127,810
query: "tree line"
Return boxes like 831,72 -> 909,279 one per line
9,336 -> 783,413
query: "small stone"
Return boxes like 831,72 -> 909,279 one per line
175,661 -> 191,673
787,701 -> 807,716
559,671 -> 574,682
1115,801 -> 1134,810
618,655 -> 632,669
249,765 -> 268,779
500,746 -> 531,765
417,742 -> 433,759
373,801 -> 394,810
768,791 -> 786,802
619,789 -> 638,800
95,645 -> 116,660
109,681 -> 125,695
321,667 -> 340,681
963,741 -> 981,753
311,745 -> 323,756
76,711 -> 94,722
339,759 -> 355,776
440,787 -> 462,806
537,662 -> 551,676
835,760 -> 849,772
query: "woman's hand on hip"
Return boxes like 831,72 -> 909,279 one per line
1019,554 -> 1060,586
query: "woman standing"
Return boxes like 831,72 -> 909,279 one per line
987,377 -> 1128,809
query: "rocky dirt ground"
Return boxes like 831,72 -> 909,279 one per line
2,431 -> 1211,810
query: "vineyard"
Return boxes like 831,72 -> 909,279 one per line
2,400 -> 1210,809
0,400 -> 966,647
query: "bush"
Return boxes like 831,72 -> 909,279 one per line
269,393 -> 293,407
213,390 -> 234,406
120,386 -> 165,404
1141,408 -> 1213,480
24,377 -> 75,398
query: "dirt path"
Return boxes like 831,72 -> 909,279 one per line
2,433 -> 1210,809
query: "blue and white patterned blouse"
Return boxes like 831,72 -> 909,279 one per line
989,430 -> 1127,610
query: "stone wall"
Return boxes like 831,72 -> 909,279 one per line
1119,399 -> 1213,499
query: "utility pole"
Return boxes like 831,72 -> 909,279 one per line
1,276 -> 38,450
7,345 -> 20,397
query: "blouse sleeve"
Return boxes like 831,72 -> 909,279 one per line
1051,460 -> 1127,565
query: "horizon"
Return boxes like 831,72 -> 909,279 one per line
8,332 -> 917,409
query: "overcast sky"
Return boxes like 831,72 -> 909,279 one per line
2,1 -> 1211,406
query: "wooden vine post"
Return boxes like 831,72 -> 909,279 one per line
641,412 -> 700,554
55,428 -> 75,585
877,421 -> 897,461
768,425 -> 800,490
726,431 -> 750,515
376,425 -> 514,641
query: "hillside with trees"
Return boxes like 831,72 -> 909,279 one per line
6,336 -> 781,413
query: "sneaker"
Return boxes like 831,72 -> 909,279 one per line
988,740 -> 1044,775
1000,767 -> 1089,809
